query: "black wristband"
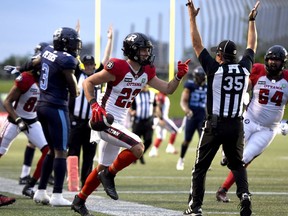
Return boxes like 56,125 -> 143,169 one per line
249,18 -> 255,21
89,98 -> 97,105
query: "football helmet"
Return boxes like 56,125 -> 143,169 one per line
264,45 -> 287,76
53,27 -> 82,57
34,42 -> 49,55
193,66 -> 206,85
122,32 -> 155,66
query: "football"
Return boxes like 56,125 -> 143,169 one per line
89,113 -> 114,131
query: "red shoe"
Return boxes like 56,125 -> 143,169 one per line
0,194 -> 16,207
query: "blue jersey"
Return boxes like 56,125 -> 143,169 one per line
184,80 -> 207,116
38,46 -> 78,108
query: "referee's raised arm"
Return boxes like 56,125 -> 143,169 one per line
247,1 -> 260,52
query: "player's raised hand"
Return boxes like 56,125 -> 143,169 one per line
249,1 -> 260,21
186,0 -> 200,17
176,59 -> 191,80
107,25 -> 113,39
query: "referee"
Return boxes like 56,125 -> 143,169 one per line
67,26 -> 113,188
67,55 -> 102,188
130,85 -> 156,164
184,1 -> 260,216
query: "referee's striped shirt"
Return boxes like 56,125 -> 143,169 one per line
69,71 -> 101,120
132,90 -> 156,120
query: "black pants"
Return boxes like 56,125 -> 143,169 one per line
67,118 -> 97,187
190,116 -> 249,208
132,117 -> 154,154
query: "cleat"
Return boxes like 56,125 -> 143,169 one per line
71,195 -> 94,216
98,168 -> 118,200
50,193 -> 72,207
22,185 -> 35,199
165,144 -> 178,154
0,194 -> 16,207
183,206 -> 202,216
33,189 -> 50,205
240,193 -> 252,216
216,187 -> 230,202
19,175 -> 31,185
176,158 -> 184,170
139,156 -> 145,164
148,146 -> 158,157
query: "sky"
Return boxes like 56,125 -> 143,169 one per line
0,0 -> 188,63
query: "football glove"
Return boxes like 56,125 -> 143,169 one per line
176,59 -> 191,80
280,123 -> 288,136
91,101 -> 107,123
4,65 -> 19,74
15,117 -> 29,133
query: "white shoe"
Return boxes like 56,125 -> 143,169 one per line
33,189 -> 50,205
50,193 -> 72,207
165,144 -> 178,154
176,158 -> 184,170
148,146 -> 158,157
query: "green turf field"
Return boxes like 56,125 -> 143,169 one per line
0,131 -> 288,215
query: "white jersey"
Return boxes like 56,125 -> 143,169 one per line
154,92 -> 178,139
90,58 -> 156,166
245,63 -> 288,129
102,58 -> 156,124
14,72 -> 40,119
242,64 -> 288,164
0,72 -> 46,156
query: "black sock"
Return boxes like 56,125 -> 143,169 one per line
23,146 -> 35,166
38,154 -> 54,189
52,158 -> 67,193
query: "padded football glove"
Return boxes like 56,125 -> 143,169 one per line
176,59 -> 191,81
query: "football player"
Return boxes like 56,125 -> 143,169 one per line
71,32 -> 191,216
25,27 -> 81,206
148,91 -> 179,157
176,66 -> 207,170
1,68 -> 49,198
216,45 -> 288,202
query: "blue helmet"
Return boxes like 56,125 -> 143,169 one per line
193,66 -> 206,84
34,42 -> 49,55
53,27 -> 82,57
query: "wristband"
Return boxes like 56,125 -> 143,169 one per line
249,18 -> 255,21
15,117 -> 22,123
89,98 -> 97,105
175,75 -> 181,81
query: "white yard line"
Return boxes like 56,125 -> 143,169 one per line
0,177 -> 181,216
1,177 -> 287,215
